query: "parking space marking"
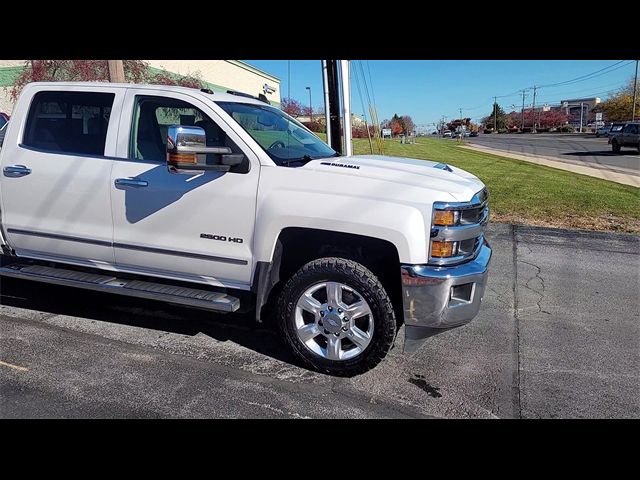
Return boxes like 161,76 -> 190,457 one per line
0,360 -> 28,372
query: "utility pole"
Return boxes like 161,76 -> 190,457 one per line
531,86 -> 537,133
520,90 -> 526,132
324,60 -> 342,153
579,102 -> 584,133
632,59 -> 638,121
107,60 -> 125,83
321,61 -> 332,146
493,96 -> 497,132
305,86 -> 313,123
340,60 -> 353,156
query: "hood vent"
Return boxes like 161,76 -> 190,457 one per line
433,163 -> 453,172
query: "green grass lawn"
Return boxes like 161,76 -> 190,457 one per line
349,137 -> 640,233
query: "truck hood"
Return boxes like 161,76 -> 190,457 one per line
302,154 -> 484,202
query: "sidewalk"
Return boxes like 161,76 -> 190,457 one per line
461,143 -> 640,187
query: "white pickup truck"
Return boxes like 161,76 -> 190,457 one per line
0,82 -> 492,376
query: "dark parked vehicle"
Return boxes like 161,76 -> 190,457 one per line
609,122 -> 639,153
0,114 -> 8,147
469,131 -> 478,137
0,112 -> 9,131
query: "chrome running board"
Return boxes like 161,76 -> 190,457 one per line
0,263 -> 240,312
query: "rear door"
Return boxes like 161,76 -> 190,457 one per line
0,85 -> 123,266
622,123 -> 638,145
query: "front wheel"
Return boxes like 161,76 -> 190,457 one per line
612,139 -> 621,153
277,257 -> 397,376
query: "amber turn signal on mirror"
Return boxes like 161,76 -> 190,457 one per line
167,152 -> 198,166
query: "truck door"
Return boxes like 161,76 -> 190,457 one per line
110,89 -> 260,288
623,123 -> 638,145
0,87 -> 122,266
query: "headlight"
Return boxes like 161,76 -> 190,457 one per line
429,189 -> 489,265
433,210 -> 459,226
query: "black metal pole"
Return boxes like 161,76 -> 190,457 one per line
326,60 -> 342,154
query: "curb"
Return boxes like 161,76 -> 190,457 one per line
461,143 -> 639,188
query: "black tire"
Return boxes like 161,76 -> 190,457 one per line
612,139 -> 621,153
277,257 -> 396,376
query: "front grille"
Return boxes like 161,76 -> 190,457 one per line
429,188 -> 489,266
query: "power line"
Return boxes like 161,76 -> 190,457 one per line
537,60 -> 630,88
365,61 -> 378,112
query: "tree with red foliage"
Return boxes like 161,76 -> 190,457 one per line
10,60 -> 204,102
538,109 -> 569,128
390,114 -> 403,136
281,97 -> 305,117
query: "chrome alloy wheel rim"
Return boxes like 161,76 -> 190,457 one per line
294,282 -> 374,361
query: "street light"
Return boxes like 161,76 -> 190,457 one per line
306,86 -> 312,123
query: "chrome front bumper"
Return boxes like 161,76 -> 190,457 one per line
400,240 -> 492,353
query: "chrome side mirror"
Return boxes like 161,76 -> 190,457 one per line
166,125 -> 233,173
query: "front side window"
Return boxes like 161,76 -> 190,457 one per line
216,101 -> 337,166
23,91 -> 114,155
130,95 -> 238,162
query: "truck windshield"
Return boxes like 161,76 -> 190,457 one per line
216,101 -> 337,166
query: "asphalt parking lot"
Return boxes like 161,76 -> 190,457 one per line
1,223 -> 638,418
466,133 -> 639,176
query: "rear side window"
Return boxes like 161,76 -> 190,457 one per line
23,91 -> 115,156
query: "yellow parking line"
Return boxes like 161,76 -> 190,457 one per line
0,360 -> 28,372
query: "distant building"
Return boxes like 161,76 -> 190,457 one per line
0,60 -> 280,114
560,97 -> 601,126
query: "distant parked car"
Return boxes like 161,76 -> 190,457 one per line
442,130 -> 452,138
596,123 -> 612,138
469,131 -> 478,137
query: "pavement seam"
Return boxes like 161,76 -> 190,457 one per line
511,224 -> 523,419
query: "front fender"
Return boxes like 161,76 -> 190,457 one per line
253,188 -> 428,265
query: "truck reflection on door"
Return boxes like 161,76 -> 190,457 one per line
114,164 -> 225,224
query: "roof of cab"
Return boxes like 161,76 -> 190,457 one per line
23,81 -> 268,105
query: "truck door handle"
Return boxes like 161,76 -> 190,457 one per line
3,165 -> 32,177
115,178 -> 148,188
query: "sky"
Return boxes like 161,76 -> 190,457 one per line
244,60 -> 637,127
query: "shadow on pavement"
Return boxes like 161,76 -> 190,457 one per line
0,276 -> 303,368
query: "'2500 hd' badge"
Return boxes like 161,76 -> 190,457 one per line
200,233 -> 243,243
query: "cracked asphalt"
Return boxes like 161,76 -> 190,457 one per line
0,224 -> 638,418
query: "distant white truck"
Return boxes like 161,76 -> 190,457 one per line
0,82 -> 492,375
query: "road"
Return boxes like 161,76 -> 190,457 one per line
1,224 -> 639,418
466,133 -> 639,176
